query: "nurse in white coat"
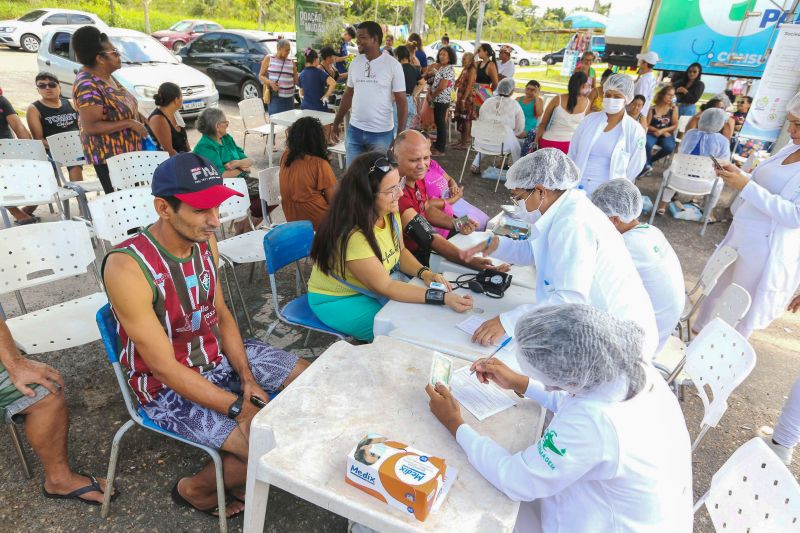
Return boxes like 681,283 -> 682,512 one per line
426,304 -> 693,532
459,148 -> 659,358
592,178 -> 685,351
568,73 -> 647,197
693,92 -> 800,339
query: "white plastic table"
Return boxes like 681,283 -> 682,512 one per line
267,109 -> 336,166
373,271 -> 535,364
243,336 -> 544,533
429,230 -> 537,290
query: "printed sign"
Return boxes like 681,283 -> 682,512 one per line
295,0 -> 344,69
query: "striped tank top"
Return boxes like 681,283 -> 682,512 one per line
267,55 -> 295,98
105,228 -> 221,405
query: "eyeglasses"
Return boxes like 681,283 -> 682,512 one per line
510,189 -> 536,206
36,82 -> 58,89
378,176 -> 406,197
99,49 -> 121,57
218,121 -> 230,126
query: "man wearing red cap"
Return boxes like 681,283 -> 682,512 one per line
103,153 -> 308,518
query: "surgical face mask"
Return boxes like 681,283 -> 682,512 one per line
370,443 -> 387,458
512,189 -> 544,224
603,97 -> 626,114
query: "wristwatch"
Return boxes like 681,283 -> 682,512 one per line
227,395 -> 244,419
425,289 -> 446,305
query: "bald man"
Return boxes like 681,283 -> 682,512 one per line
394,130 -> 507,271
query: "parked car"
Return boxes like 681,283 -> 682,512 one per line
151,19 -> 223,52
38,26 -> 218,118
261,31 -> 297,58
542,48 -> 566,65
179,30 -> 276,101
423,40 -> 470,65
0,9 -> 106,53
498,43 -> 541,66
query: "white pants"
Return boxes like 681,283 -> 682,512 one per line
774,376 -> 800,448
693,222 -> 771,338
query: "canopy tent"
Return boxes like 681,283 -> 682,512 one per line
563,12 -> 608,29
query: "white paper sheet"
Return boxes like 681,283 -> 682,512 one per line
450,367 -> 517,421
456,316 -> 511,346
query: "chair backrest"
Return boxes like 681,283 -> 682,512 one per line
677,115 -> 692,135
218,178 -> 251,223
699,245 -> 738,296
263,221 -> 314,274
666,154 -> 719,196
107,151 -> 169,190
708,283 -> 751,328
684,318 -> 756,429
0,139 -> 48,161
258,167 -> 281,207
88,188 -> 158,245
46,131 -> 87,167
472,120 -> 507,145
96,304 -> 142,422
0,220 -> 96,293
701,437 -> 800,531
0,159 -> 61,204
238,98 -> 268,130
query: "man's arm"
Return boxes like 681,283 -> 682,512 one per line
400,207 -> 493,270
104,252 -> 237,414
8,114 -> 32,140
394,91 -> 408,134
331,87 -> 354,142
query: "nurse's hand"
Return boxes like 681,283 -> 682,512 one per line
459,236 -> 500,262
425,383 -> 464,437
716,161 -> 750,190
789,294 -> 800,313
470,357 -> 528,394
472,316 -> 507,346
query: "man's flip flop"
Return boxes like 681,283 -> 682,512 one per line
42,473 -> 117,506
171,480 -> 243,518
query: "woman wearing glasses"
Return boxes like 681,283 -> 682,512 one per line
308,152 -> 473,341
71,25 -> 148,193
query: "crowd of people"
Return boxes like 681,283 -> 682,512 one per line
2,18 -> 800,531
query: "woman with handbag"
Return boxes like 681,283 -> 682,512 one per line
259,39 -> 298,115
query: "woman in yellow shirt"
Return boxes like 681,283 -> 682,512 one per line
308,152 -> 474,340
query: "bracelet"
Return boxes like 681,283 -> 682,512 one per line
416,266 -> 431,279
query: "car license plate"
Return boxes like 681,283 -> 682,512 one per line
182,100 -> 204,110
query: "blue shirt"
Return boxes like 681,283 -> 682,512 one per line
415,49 -> 428,68
336,40 -> 349,73
299,67 -> 329,111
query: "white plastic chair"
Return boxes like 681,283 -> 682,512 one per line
0,220 -> 106,354
87,188 -> 158,252
46,131 -> 105,194
458,120 -> 510,191
215,178 -> 269,336
257,167 -> 281,226
328,141 -> 346,169
107,151 -> 169,190
681,245 -> 738,340
238,98 -> 287,166
694,437 -> 800,530
649,153 -> 721,235
0,159 -> 67,227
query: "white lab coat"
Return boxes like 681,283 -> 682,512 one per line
456,365 -> 693,532
623,224 -> 685,352
568,112 -> 647,197
695,143 -> 800,337
493,190 -> 659,358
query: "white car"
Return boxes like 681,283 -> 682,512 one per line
0,8 -> 107,53
497,43 -> 541,67
38,26 -> 218,118
423,40 -> 472,66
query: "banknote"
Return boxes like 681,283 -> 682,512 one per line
429,351 -> 453,387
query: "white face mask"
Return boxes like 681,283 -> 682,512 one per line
603,97 -> 626,114
512,189 -> 545,224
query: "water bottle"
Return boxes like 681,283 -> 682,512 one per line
141,135 -> 158,151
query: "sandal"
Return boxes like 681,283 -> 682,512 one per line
171,479 -> 243,519
470,164 -> 480,175
656,208 -> 666,216
43,473 -> 118,506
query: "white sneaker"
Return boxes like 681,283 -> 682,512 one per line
755,426 -> 794,465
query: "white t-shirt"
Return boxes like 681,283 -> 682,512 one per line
623,224 -> 685,352
346,53 -> 405,132
498,59 -> 516,80
634,71 -> 657,113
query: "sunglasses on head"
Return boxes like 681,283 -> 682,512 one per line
368,154 -> 397,176
36,82 -> 58,89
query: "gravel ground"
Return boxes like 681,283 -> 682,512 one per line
0,47 -> 798,533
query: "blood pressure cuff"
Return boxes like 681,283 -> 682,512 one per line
405,214 -> 436,251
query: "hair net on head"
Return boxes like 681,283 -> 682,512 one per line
514,304 -> 646,398
603,73 -> 635,104
788,91 -> 800,117
712,92 -> 731,109
698,108 -> 728,133
496,77 -> 515,96
591,178 -> 643,223
505,148 -> 580,190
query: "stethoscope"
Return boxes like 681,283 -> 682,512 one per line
691,39 -> 715,64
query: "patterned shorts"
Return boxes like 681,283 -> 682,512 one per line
140,339 -> 298,449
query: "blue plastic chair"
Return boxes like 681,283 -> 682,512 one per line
262,221 -> 346,341
96,304 -> 228,533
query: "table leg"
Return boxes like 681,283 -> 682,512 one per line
243,424 -> 276,533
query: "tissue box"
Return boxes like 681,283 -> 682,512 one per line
345,434 -> 451,522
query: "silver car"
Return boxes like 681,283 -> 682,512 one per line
38,26 -> 219,118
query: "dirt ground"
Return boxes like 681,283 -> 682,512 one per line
0,48 -> 798,532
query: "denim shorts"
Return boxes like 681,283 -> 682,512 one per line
140,339 -> 298,449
